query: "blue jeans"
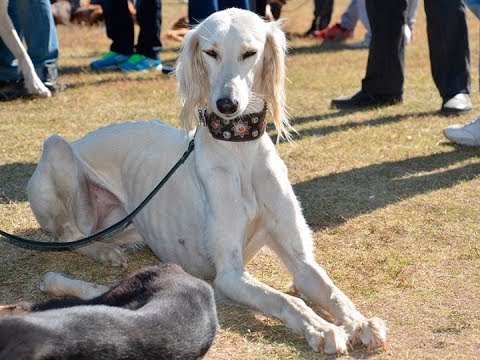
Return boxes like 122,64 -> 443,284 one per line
189,0 -> 250,25
0,0 -> 59,81
465,0 -> 480,19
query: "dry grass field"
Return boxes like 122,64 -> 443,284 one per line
1,0 -> 480,358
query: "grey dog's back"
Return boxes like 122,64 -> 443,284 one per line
0,264 -> 218,359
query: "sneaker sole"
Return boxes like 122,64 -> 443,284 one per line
120,64 -> 163,73
440,107 -> 472,115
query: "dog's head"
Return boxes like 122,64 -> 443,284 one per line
176,8 -> 292,140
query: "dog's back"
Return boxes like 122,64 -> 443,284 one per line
0,264 -> 218,360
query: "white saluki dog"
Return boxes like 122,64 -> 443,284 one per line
0,0 -> 51,96
27,9 -> 386,354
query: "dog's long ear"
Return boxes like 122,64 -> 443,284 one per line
257,20 -> 293,142
175,28 -> 209,130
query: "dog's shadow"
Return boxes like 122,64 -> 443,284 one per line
0,162 -> 36,204
287,40 -> 368,56
271,110 -> 440,143
294,145 -> 480,229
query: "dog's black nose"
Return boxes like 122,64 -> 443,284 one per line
216,98 -> 238,115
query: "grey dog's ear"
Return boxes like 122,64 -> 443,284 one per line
175,28 -> 209,130
256,20 -> 293,141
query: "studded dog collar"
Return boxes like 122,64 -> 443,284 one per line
199,105 -> 267,142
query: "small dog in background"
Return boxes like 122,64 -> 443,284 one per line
0,264 -> 218,360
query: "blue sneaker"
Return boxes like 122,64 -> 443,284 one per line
119,54 -> 163,72
90,51 -> 129,70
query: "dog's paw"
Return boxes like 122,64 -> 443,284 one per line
95,244 -> 128,267
344,317 -> 387,352
24,77 -> 51,98
305,325 -> 348,355
39,272 -> 69,296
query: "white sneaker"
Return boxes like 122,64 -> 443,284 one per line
443,116 -> 480,146
403,24 -> 412,44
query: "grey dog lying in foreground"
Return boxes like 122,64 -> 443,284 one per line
0,264 -> 218,359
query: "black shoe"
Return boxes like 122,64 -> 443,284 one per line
0,80 -> 29,100
331,90 -> 402,109
441,93 -> 472,114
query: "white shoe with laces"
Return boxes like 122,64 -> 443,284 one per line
443,116 -> 480,146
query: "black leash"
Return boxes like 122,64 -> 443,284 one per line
0,136 -> 196,250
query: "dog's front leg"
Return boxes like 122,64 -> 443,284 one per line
0,3 -> 51,97
255,150 -> 387,351
198,166 -> 347,353
39,272 -> 110,299
214,269 -> 348,354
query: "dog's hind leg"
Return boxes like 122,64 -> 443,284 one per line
1,274 -> 110,316
0,1 -> 51,97
75,242 -> 128,267
0,305 -> 28,316
39,272 -> 110,299
28,135 -> 130,267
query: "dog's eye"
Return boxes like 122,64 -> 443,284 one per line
204,49 -> 218,59
242,50 -> 257,60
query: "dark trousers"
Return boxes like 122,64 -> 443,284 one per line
362,0 -> 470,100
255,0 -> 267,16
305,0 -> 334,33
314,0 -> 334,30
188,0 -> 250,25
102,0 -> 162,59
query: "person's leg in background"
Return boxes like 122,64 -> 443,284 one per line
346,0 -> 417,49
354,0 -> 371,44
255,0 -> 267,17
362,0 -> 406,99
331,0 -> 406,108
90,0 -> 132,69
305,0 -> 334,36
443,0 -> 480,145
0,0 -> 23,82
189,0 -> 218,25
319,0 -> 356,41
15,0 -> 58,86
135,0 -> 162,59
103,0 -> 134,56
341,0 -> 360,32
350,0 -> 416,49
189,0 -> 250,27
425,0 -> 471,113
406,0 -> 419,34
218,0 -> 250,9
120,0 -> 164,71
